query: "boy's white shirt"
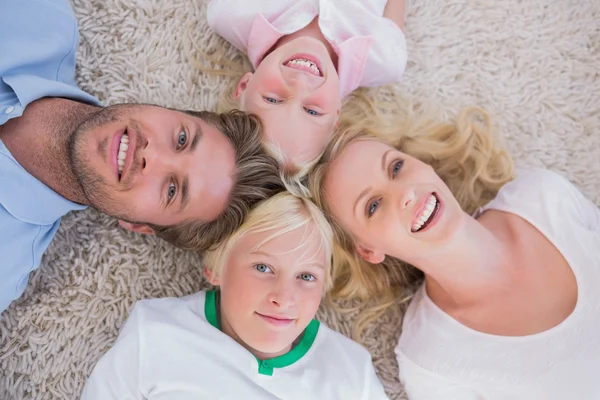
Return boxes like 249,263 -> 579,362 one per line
207,0 -> 407,98
82,290 -> 389,400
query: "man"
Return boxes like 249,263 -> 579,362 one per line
0,0 -> 283,313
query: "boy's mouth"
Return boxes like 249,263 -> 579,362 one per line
256,312 -> 296,327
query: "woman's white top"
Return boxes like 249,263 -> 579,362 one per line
82,290 -> 388,400
396,169 -> 600,400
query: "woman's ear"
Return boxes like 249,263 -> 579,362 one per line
118,220 -> 155,235
204,266 -> 220,286
355,243 -> 385,264
234,72 -> 253,100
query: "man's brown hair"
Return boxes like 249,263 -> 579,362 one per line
147,109 -> 284,251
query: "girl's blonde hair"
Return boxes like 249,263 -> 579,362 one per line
308,95 -> 515,339
203,191 -> 335,291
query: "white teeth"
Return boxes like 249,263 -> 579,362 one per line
285,58 -> 321,76
412,195 -> 438,232
117,134 -> 129,174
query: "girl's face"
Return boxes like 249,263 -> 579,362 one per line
235,36 -> 341,165
323,138 -> 465,267
208,223 -> 327,360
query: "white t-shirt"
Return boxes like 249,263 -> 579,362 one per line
82,290 -> 388,400
396,169 -> 600,400
207,0 -> 407,97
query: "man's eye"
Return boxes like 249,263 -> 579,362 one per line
304,107 -> 321,116
367,199 -> 380,217
167,183 -> 177,201
177,130 -> 187,149
264,97 -> 279,104
392,160 -> 404,177
254,263 -> 272,273
299,273 -> 315,282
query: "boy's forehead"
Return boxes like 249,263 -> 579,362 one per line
234,225 -> 327,268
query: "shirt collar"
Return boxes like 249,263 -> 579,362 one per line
0,139 -> 86,225
204,289 -> 320,376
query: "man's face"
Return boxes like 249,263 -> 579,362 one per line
69,104 -> 236,227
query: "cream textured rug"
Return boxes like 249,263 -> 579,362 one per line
1,0 -> 599,399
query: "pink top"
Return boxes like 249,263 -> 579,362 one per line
207,0 -> 407,98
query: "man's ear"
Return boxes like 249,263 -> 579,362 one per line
234,72 -> 253,100
118,220 -> 155,235
204,266 -> 220,286
355,243 -> 385,264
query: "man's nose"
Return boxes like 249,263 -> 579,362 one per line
139,143 -> 177,175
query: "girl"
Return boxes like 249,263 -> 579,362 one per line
306,107 -> 600,399
81,192 -> 389,399
206,0 -> 407,181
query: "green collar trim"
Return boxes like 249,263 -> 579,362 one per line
204,290 -> 320,376
205,289 -> 219,329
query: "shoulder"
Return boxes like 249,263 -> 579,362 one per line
482,168 -> 583,215
129,292 -> 207,330
313,323 -> 374,371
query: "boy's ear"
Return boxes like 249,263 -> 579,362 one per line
118,220 -> 155,235
234,72 -> 253,100
204,266 -> 220,286
355,243 -> 385,264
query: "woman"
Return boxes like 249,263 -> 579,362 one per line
307,106 -> 600,399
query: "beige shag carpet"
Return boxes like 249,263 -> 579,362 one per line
1,0 -> 599,399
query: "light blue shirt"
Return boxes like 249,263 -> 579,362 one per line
0,0 -> 102,313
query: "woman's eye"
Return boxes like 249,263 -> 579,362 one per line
304,107 -> 320,116
176,130 -> 187,149
167,183 -> 177,201
264,97 -> 279,104
367,199 -> 380,217
254,263 -> 272,273
392,160 -> 404,177
299,273 -> 315,282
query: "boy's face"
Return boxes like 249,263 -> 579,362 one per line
235,36 -> 341,165
208,223 -> 326,359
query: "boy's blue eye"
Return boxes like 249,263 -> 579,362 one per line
299,273 -> 315,282
264,97 -> 279,104
304,107 -> 320,116
254,264 -> 271,273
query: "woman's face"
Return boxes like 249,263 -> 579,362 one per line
323,139 -> 464,267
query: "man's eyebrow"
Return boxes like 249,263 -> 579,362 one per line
179,177 -> 189,212
190,121 -> 202,152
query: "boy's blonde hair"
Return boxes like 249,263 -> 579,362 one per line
203,192 -> 335,291
308,96 -> 515,339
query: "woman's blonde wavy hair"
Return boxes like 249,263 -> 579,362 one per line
202,191 -> 335,292
307,94 -> 515,339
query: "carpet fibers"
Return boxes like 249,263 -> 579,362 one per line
1,0 -> 599,399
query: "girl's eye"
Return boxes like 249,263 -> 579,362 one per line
367,199 -> 380,217
392,160 -> 404,177
177,130 -> 187,149
167,183 -> 177,201
254,263 -> 272,273
299,273 -> 316,282
264,97 -> 279,104
304,107 -> 320,116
